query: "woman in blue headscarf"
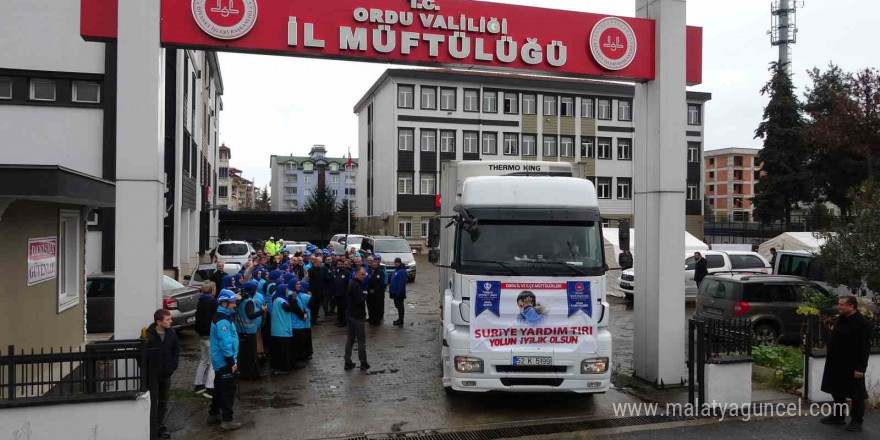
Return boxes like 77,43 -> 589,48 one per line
291,280 -> 313,367
269,285 -> 293,375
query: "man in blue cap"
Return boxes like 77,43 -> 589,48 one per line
209,290 -> 241,431
367,254 -> 388,325
307,255 -> 327,325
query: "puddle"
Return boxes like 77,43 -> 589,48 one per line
241,395 -> 304,409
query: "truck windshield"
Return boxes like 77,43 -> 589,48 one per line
457,220 -> 604,276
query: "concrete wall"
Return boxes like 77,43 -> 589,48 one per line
0,201 -> 85,351
86,230 -> 102,275
0,394 -> 150,440
806,354 -> 880,402
705,362 -> 752,407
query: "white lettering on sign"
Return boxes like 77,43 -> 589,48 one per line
28,237 -> 57,286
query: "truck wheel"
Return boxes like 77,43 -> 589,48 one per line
753,323 -> 779,346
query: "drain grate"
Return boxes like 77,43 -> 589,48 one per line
342,414 -> 702,440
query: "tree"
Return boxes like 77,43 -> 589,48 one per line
255,185 -> 271,211
753,62 -> 811,227
332,199 -> 358,235
815,183 -> 880,296
803,64 -> 867,218
303,184 -> 337,242
849,68 -> 880,180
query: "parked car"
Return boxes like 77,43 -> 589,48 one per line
359,236 -> 417,282
214,240 -> 255,266
186,262 -> 242,289
329,234 -> 364,255
86,273 -> 201,333
694,273 -> 836,345
282,242 -> 309,254
619,251 -> 771,301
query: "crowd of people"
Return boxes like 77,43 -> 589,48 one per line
143,240 -> 410,437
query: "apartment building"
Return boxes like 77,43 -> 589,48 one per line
704,148 -> 763,221
270,145 -> 358,212
354,69 -> 711,251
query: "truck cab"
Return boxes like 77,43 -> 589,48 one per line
430,161 -> 611,394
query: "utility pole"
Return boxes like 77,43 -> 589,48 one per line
770,0 -> 803,73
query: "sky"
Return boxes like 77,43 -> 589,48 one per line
217,0 -> 880,189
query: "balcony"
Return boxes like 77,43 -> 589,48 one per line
283,195 -> 299,201
283,183 -> 297,188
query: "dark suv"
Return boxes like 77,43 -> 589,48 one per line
694,274 -> 835,345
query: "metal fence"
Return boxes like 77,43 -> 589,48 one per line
703,214 -> 841,246
0,340 -> 147,408
688,317 -> 753,406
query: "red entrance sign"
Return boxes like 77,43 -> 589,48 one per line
82,0 -> 702,84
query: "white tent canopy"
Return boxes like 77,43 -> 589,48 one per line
757,232 -> 828,260
603,228 -> 709,269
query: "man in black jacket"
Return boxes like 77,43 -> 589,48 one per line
344,267 -> 369,370
334,259 -> 351,327
146,309 -> 180,440
693,252 -> 709,289
820,295 -> 872,431
307,258 -> 326,324
209,261 -> 227,290
323,255 -> 336,316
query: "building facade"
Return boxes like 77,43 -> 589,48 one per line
354,69 -> 711,251
704,148 -> 763,222
216,144 -> 256,211
270,145 -> 358,212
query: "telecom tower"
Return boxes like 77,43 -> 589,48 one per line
770,0 -> 803,73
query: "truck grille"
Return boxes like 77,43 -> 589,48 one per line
496,365 -> 567,373
500,378 -> 564,387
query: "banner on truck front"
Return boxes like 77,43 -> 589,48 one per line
470,279 -> 597,352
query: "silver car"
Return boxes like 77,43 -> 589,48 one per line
186,262 -> 242,289
86,273 -> 201,333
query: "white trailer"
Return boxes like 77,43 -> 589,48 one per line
428,161 -> 612,393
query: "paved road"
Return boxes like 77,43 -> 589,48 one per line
164,257 -> 684,439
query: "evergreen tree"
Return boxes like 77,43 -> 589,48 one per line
753,62 -> 810,227
849,68 -> 880,181
255,185 -> 271,211
332,199 -> 358,235
303,183 -> 337,242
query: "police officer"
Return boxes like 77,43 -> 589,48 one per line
323,255 -> 336,316
209,290 -> 241,431
345,267 -> 370,370
367,255 -> 387,325
334,258 -> 351,327
307,256 -> 327,324
236,281 -> 266,380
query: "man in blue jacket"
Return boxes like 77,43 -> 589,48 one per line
389,258 -> 408,326
209,290 -> 242,431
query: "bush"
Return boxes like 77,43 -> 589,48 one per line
796,285 -> 836,317
752,344 -> 803,388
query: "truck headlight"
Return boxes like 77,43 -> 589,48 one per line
454,356 -> 484,373
581,357 -> 609,374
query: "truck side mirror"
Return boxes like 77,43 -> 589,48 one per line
428,249 -> 440,264
427,218 -> 441,248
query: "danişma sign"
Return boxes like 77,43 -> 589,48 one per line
81,0 -> 702,84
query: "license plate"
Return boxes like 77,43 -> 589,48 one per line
705,307 -> 723,317
186,316 -> 196,324
513,356 -> 552,366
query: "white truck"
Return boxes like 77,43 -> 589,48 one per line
428,161 -> 612,394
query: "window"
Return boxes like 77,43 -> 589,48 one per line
581,97 -> 595,118
482,90 -> 497,113
481,132 -> 498,155
398,217 -> 413,238
398,84 -> 414,108
597,137 -> 612,159
463,131 -> 479,154
503,92 -> 518,114
617,138 -> 632,160
733,184 -> 743,194
72,81 -> 101,103
421,219 -> 430,238
219,187 -> 228,198
709,184 -> 715,192
709,197 -> 715,206
730,255 -> 767,271
420,129 -> 437,152
30,79 -> 55,101
398,128 -> 414,151
330,163 -> 339,171
420,86 -> 437,109
617,178 -> 632,200
0,78 -> 11,99
732,211 -> 748,221
290,200 -> 299,209
733,197 -> 744,208
734,156 -> 744,167
522,94 -> 536,115
304,175 -> 312,184
542,95 -> 557,116
397,173 -> 413,194
709,171 -> 714,179
331,175 -> 339,184
559,97 -> 574,117
754,170 -> 761,180
303,162 -> 314,172
597,177 -> 612,199
687,184 -> 699,200
345,174 -> 355,184
287,175 -> 297,183
581,137 -> 595,158
420,173 -> 436,195
58,210 -> 81,312
560,136 -> 574,157
688,104 -> 702,125
709,158 -> 715,166
440,130 -> 456,153
284,187 -> 297,195
503,133 -> 519,155
440,87 -> 456,111
522,135 -> 537,156
542,135 -> 558,157
734,170 -> 744,181
219,167 -> 228,179
597,98 -> 612,120
464,89 -> 480,112
688,142 -> 700,162
618,100 -> 632,121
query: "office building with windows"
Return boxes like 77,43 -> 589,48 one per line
217,145 -> 256,211
704,148 -> 763,221
270,145 -> 358,212
354,69 -> 711,251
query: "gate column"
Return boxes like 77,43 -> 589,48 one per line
113,0 -> 166,338
633,0 -> 688,385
